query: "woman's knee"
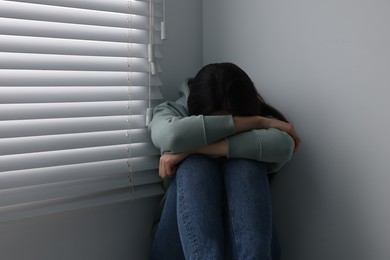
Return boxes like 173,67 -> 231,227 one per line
177,154 -> 219,174
223,159 -> 268,183
224,158 -> 267,173
178,154 -> 213,167
176,154 -> 222,188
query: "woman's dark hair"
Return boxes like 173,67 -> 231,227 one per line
187,62 -> 288,122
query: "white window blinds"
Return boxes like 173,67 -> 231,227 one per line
0,0 -> 164,222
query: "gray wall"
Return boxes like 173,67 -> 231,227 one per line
160,0 -> 203,100
203,1 -> 390,260
0,198 -> 161,260
0,1 -> 203,260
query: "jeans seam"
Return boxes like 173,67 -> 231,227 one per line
226,187 -> 242,259
178,172 -> 200,259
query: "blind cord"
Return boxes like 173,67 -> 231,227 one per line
146,0 -> 155,126
161,0 -> 166,40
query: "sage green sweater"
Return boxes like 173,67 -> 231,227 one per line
148,78 -> 294,172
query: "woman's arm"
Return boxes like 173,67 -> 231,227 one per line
149,102 -> 300,154
159,124 -> 297,178
233,116 -> 301,151
158,125 -> 298,178
158,140 -> 228,179
150,102 -> 300,178
227,128 -> 295,171
148,101 -> 236,153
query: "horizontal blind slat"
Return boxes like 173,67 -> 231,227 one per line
0,35 -> 162,58
0,175 -> 131,208
6,0 -> 163,15
0,129 -> 152,156
0,1 -> 158,30
0,160 -> 129,189
0,86 -> 162,103
0,101 -> 150,120
0,144 -> 160,172
0,115 -> 147,138
0,184 -> 164,223
0,53 -> 150,72
0,70 -> 161,86
0,17 -> 160,43
0,176 -> 163,214
0,161 -> 161,191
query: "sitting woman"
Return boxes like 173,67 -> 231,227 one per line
148,62 -> 300,260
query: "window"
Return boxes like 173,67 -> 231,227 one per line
0,0 -> 164,222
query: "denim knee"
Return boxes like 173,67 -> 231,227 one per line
224,158 -> 268,177
176,154 -> 222,185
178,154 -> 215,169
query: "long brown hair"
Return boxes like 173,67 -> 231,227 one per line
187,62 -> 288,122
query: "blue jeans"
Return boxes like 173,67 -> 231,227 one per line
150,155 -> 281,260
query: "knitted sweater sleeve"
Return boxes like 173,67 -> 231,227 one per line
148,100 -> 236,153
227,128 -> 295,172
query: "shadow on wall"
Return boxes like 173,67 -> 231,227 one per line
271,142 -> 374,260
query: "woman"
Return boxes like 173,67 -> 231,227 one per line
149,63 -> 300,260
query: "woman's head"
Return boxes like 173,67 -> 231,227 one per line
187,62 -> 288,121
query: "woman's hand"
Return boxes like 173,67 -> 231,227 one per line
159,152 -> 189,179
